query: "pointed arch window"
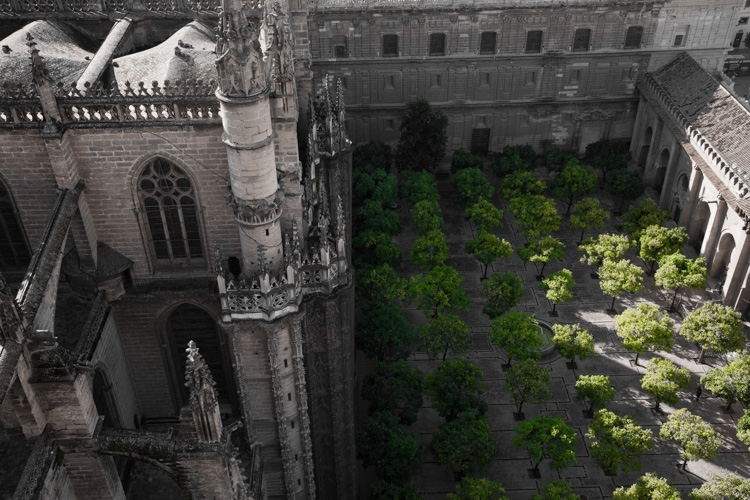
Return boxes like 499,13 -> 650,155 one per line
138,158 -> 204,264
0,180 -> 31,271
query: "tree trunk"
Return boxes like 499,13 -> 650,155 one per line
649,260 -> 656,275
565,199 -> 573,216
681,458 -> 688,470
442,350 -> 447,362
654,400 -> 660,411
698,347 -> 706,364
618,197 -> 626,213
482,263 -> 488,279
610,295 -> 617,310
539,261 -> 547,278
669,288 -> 680,310
633,351 -> 640,365
551,302 -> 557,314
580,228 -> 586,242
517,397 -> 525,414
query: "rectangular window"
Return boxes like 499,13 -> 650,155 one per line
568,70 -> 581,84
573,28 -> 591,51
746,0 -> 750,8
526,30 -> 543,53
673,25 -> 689,47
382,34 -> 398,57
480,73 -> 491,87
479,32 -> 497,55
739,17 -> 749,25
624,26 -> 643,49
673,35 -> 684,47
384,118 -> 395,131
525,71 -> 536,85
384,75 -> 395,89
430,74 -> 442,88
332,35 -> 347,58
429,33 -> 446,56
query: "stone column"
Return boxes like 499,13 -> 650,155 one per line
680,164 -> 703,227
724,233 -> 750,307
643,118 -> 663,185
701,195 -> 727,265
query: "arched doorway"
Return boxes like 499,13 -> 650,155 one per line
690,201 -> 710,254
711,233 -> 736,281
653,148 -> 669,195
165,304 -> 236,412
638,126 -> 653,168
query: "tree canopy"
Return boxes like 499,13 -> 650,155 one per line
451,168 -> 494,209
680,302 -> 745,363
356,263 -> 407,306
451,148 -> 484,173
492,144 -> 536,176
358,412 -> 422,485
654,254 -> 707,310
621,199 -> 670,242
587,409 -> 654,475
738,409 -> 750,449
466,197 -> 504,233
508,195 -> 561,241
603,169 -> 644,212
418,313 -> 471,361
584,140 -> 631,182
424,357 -> 487,421
614,303 -> 674,364
362,360 -> 423,425
409,264 -> 472,318
448,477 -> 508,500
399,170 -> 440,206
690,474 -> 750,500
512,415 -> 578,473
574,375 -> 614,414
356,304 -> 414,361
552,324 -> 595,364
396,99 -> 448,172
598,259 -> 644,310
431,409 -> 498,479
660,408 -> 721,469
541,269 -> 575,314
481,272 -> 525,319
500,170 -> 547,199
641,357 -> 690,410
410,229 -> 450,270
466,231 -> 513,278
550,162 -> 597,215
370,480 -> 423,500
701,353 -> 750,408
579,234 -> 631,269
411,199 -> 444,234
489,311 -> 543,365
532,479 -> 580,500
638,225 -> 688,273
504,358 -> 552,414
571,197 -> 610,242
517,235 -> 565,278
612,473 -> 680,500
353,230 -> 402,270
545,149 -> 578,173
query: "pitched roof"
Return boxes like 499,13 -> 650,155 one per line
650,53 -> 750,182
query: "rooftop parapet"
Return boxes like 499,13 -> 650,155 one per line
312,0 -> 664,11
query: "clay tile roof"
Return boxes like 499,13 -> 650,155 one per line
651,53 -> 750,181
0,20 -> 93,86
111,21 -> 216,86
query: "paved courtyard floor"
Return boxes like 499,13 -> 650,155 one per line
357,162 -> 750,499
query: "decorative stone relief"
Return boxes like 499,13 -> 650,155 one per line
267,328 -> 295,497
225,189 -> 284,225
575,107 -> 615,122
291,321 -> 316,499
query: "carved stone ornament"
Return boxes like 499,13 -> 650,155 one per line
418,18 -> 426,25
471,16 -> 478,23
352,19 -> 360,27
268,1 -> 296,87
574,107 -> 615,122
367,18 -> 376,26
215,0 -> 270,97
450,15 -> 458,23
226,188 -> 284,225
402,18 -> 410,26
185,340 -> 219,412
26,34 -> 51,87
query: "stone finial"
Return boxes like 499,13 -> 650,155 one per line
214,246 -> 224,276
26,33 -> 50,87
336,195 -> 346,239
257,244 -> 267,275
185,341 -> 223,443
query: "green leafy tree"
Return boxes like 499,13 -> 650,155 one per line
621,199 -> 670,242
638,225 -> 688,273
541,269 -> 575,314
411,230 -> 450,270
552,324 -> 595,365
570,198 -> 610,242
399,170 -> 440,206
508,195 -> 561,242
500,170 -> 547,199
353,230 -> 401,269
579,234 -> 631,272
370,480 -> 423,500
614,304 -> 674,365
481,272 -> 525,319
641,357 -> 690,410
432,409 -> 498,480
489,311 -> 543,365
655,254 -> 707,310
451,148 -> 484,173
660,408 -> 721,469
353,170 -> 377,206
372,171 -> 400,207
574,375 -> 614,415
680,302 -> 745,364
356,200 -> 403,236
409,264 -> 472,318
737,410 -> 750,448
396,99 -> 448,172
604,169 -> 644,213
612,473 -> 680,500
354,141 -> 391,173
551,162 -> 597,215
533,480 -> 580,500
356,263 -> 407,306
517,235 -> 565,278
545,149 -> 578,173
362,361 -> 423,425
492,144 -> 535,176
587,409 -> 654,475
418,313 -> 471,361
452,168 -> 494,209
504,358 -> 552,414
411,199 -> 443,234
448,477 -> 508,500
424,357 -> 487,421
466,231 -> 513,278
690,474 -> 750,500
584,140 -> 631,182
701,353 -> 750,409
466,197 -> 503,233
358,412 -> 421,484
512,415 -> 578,473
356,304 -> 414,361
598,259 -> 644,311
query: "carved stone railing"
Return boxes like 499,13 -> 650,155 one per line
312,0 -> 658,10
13,429 -> 56,500
0,0 -> 220,15
640,71 -> 750,200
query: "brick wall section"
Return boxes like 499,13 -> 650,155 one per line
61,451 -> 126,500
90,311 -> 142,429
176,456 -> 236,500
40,460 -> 77,500
31,373 -> 98,439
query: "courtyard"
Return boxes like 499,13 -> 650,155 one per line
355,150 -> 750,499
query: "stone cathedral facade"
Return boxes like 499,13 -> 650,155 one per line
0,0 -> 749,499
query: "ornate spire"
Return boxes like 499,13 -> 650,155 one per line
215,0 -> 270,97
185,341 -> 223,443
26,33 -> 50,87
